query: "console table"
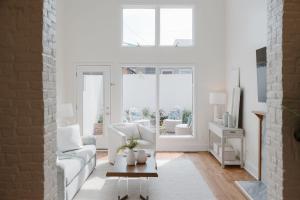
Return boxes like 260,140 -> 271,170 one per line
208,122 -> 244,168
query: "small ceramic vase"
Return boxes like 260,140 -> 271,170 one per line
126,149 -> 136,165
136,149 -> 147,164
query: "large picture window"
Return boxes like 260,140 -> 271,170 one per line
122,66 -> 194,136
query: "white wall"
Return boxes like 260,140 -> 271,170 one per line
56,0 -> 226,150
225,0 -> 267,178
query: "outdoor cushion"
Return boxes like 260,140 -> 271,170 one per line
114,123 -> 141,139
57,124 -> 82,152
64,145 -> 96,164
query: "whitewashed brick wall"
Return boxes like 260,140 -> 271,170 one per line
0,0 -> 57,199
43,0 -> 57,199
266,0 -> 284,199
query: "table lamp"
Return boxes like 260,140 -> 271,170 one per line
209,92 -> 226,122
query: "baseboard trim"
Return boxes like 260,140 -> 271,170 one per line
244,160 -> 258,179
156,144 -> 208,152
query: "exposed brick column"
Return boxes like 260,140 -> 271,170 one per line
0,0 -> 57,199
281,0 -> 300,199
267,0 -> 300,199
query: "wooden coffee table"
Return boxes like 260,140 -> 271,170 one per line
106,150 -> 158,200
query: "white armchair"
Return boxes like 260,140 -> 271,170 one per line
108,123 -> 156,163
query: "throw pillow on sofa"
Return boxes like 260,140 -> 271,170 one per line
57,124 -> 83,152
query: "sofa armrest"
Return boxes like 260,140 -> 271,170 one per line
82,135 -> 96,146
138,125 -> 156,145
108,126 -> 127,163
57,160 -> 66,200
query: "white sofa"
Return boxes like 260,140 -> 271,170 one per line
108,123 -> 156,163
57,125 -> 96,200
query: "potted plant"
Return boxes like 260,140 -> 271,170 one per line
182,109 -> 192,124
94,115 -> 103,135
117,138 -> 139,165
159,109 -> 168,126
142,107 -> 150,119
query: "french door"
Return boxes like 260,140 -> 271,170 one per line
76,66 -> 111,149
122,65 -> 196,150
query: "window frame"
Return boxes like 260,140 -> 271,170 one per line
121,5 -> 195,48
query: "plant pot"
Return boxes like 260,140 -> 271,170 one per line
126,149 -> 136,166
136,149 -> 147,164
94,123 -> 103,135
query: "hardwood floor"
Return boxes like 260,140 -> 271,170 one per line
97,151 -> 254,200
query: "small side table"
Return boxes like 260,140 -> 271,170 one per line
208,122 -> 244,168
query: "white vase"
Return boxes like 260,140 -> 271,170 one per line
136,149 -> 147,164
126,149 -> 136,165
223,112 -> 229,127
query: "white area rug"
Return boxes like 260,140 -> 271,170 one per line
74,158 -> 216,200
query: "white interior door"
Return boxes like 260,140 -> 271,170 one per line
77,66 -> 110,149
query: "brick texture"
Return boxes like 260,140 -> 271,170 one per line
281,0 -> 300,199
267,0 -> 300,199
0,0 -> 57,199
266,0 -> 284,199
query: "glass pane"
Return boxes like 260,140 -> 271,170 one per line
160,8 -> 193,46
83,74 -> 104,136
123,9 -> 155,46
159,68 -> 193,135
122,67 -> 156,129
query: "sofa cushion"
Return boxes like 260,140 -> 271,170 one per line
58,158 -> 84,185
57,124 -> 82,152
64,145 -> 96,164
114,123 -> 140,139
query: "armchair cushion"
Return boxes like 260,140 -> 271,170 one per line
138,125 -> 155,144
136,139 -> 153,149
57,124 -> 82,152
114,123 -> 140,139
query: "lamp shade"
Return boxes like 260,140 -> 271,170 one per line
209,92 -> 226,105
57,103 -> 74,118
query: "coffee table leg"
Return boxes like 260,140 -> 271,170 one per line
139,177 -> 149,200
117,177 -> 128,200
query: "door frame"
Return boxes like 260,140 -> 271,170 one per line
120,63 -> 198,151
76,65 -> 111,149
